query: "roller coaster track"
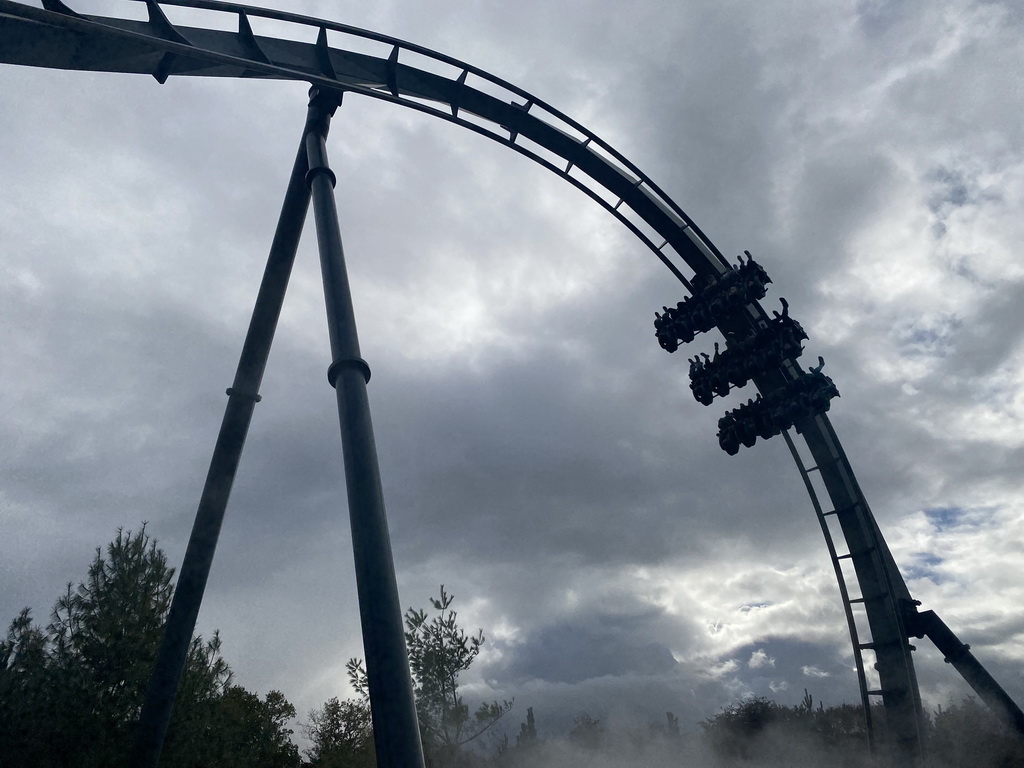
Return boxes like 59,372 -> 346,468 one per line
3,1 -> 1021,764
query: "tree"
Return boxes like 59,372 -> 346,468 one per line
700,695 -> 786,761
344,587 -> 512,767
699,693 -> 879,766
0,608 -> 51,766
647,711 -> 680,742
517,706 -> 538,747
39,525 -> 232,767
0,525 -> 301,768
495,706 -> 538,765
929,696 -> 1024,768
209,686 -> 301,768
568,711 -> 604,750
302,695 -> 375,768
403,586 -> 513,765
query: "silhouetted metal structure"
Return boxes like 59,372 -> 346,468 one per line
2,1 -> 1021,766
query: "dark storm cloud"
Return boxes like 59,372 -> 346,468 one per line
369,340 -> 820,572
498,611 -> 679,685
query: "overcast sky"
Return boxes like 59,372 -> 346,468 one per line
2,0 -> 1023,746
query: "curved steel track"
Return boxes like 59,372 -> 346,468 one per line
8,0 -> 1016,761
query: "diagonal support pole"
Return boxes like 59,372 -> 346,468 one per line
131,115 -> 315,768
303,86 -> 426,768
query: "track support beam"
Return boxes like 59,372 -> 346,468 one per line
909,609 -> 1024,738
304,86 -> 426,768
131,108 -> 314,768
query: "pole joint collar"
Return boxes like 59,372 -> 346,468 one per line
225,387 -> 262,403
328,357 -> 371,386
305,165 -> 337,189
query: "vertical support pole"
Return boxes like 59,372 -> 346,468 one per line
798,414 -> 926,766
131,125 -> 314,768
303,86 -> 426,768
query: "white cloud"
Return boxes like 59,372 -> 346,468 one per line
802,666 -> 830,679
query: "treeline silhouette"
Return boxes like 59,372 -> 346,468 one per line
2,527 -> 1021,767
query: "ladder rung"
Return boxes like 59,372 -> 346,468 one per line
859,639 -> 913,652
867,689 -> 885,696
848,592 -> 887,605
831,504 -> 857,518
821,509 -> 839,517
837,546 -> 874,561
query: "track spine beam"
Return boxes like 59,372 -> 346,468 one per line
0,0 -> 710,286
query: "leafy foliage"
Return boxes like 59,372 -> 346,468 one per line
929,696 -> 1024,768
302,695 -> 375,768
699,691 -> 920,767
209,686 -> 300,768
6,530 -> 1022,768
0,608 -> 51,765
0,525 -> 299,768
568,711 -> 604,750
403,586 -> 513,765
341,586 -> 512,767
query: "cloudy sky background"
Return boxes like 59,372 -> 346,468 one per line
2,0 -> 1023,744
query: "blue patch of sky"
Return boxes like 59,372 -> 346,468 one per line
926,167 -> 970,239
926,167 -> 973,214
924,506 -> 965,532
892,316 -> 959,357
903,552 -> 950,585
925,166 -> 1003,241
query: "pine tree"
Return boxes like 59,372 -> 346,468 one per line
342,587 -> 512,767
0,525 -> 300,768
403,586 -> 512,765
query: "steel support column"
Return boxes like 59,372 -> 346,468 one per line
797,413 -> 925,766
303,86 -> 426,768
131,123 -> 314,768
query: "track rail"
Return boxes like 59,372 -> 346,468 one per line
8,0 -> 1019,761
0,0 -> 738,290
782,429 -> 875,748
